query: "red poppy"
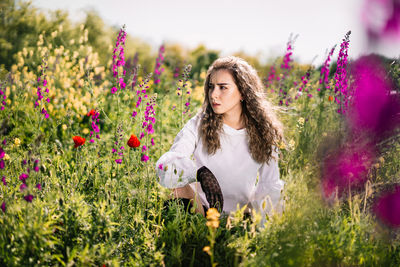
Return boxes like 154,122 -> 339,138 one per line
127,134 -> 140,148
72,136 -> 86,148
328,95 -> 334,102
87,109 -> 96,117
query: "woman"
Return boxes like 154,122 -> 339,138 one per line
156,56 -> 284,227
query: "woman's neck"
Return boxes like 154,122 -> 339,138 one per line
223,113 -> 245,130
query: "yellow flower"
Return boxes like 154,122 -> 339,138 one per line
206,220 -> 220,228
3,154 -> 10,161
378,157 -> 385,164
14,138 -> 21,147
62,124 -> 68,131
206,208 -> 220,221
288,139 -> 295,150
277,141 -> 286,150
202,246 -> 211,255
82,128 -> 90,134
297,117 -> 305,126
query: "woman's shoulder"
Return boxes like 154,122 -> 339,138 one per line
183,110 -> 203,132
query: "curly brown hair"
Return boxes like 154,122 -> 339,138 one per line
199,56 -> 284,163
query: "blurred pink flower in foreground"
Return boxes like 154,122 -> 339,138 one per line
362,0 -> 400,42
347,55 -> 400,141
322,144 -> 375,199
373,185 -> 400,228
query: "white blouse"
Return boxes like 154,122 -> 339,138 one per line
155,113 -> 284,227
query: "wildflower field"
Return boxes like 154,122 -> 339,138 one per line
1,2 -> 400,266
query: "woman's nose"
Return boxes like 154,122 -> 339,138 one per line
211,88 -> 220,100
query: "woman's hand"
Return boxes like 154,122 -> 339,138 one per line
197,166 -> 224,212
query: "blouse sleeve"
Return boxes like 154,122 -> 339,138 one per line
250,148 -> 284,228
155,115 -> 200,189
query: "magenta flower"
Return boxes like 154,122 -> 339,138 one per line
334,31 -> 351,114
19,173 -> 29,182
36,183 -> 42,190
141,154 -> 149,162
264,65 -> 276,87
322,143 -> 375,199
111,26 -> 127,94
347,55 -> 400,141
112,124 -> 125,164
153,44 -> 165,85
373,185 -> 400,228
281,39 -> 294,71
24,194 -> 34,202
174,66 -> 180,78
158,163 -> 163,170
88,109 -> 101,143
20,183 -> 27,191
151,138 -> 155,146
35,57 -> 51,119
0,147 -> 4,159
1,202 -> 5,212
318,45 -> 336,91
362,0 -> 400,42
0,83 -> 6,111
0,159 -> 4,169
1,176 -> 6,186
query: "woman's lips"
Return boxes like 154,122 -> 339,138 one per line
212,103 -> 220,107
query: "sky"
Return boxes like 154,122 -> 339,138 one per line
32,0 -> 399,66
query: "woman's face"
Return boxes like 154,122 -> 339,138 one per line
208,69 -> 243,117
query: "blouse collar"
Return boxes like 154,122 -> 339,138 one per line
222,123 -> 246,135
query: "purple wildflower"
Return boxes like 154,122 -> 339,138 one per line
153,44 -> 165,84
88,109 -> 101,143
19,173 -> 29,182
373,185 -> 400,228
362,0 -> 400,43
158,163 -> 163,170
112,124 -> 125,164
2,176 -> 6,186
334,31 -> 351,114
141,154 -> 149,162
174,66 -> 180,78
319,45 -> 336,91
35,56 -> 51,119
1,202 -> 5,212
322,143 -> 375,199
347,55 -> 400,142
20,183 -> 27,191
24,194 -> 34,202
36,183 -> 42,190
264,65 -> 276,88
0,83 -> 6,111
111,25 -> 127,94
